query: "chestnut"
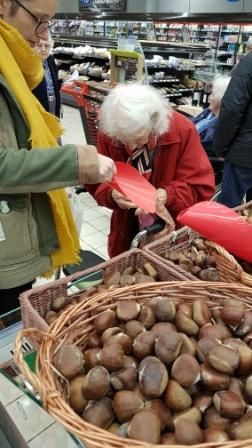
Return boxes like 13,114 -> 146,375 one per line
245,375 -> 252,403
138,305 -> 156,329
145,399 -> 172,431
98,343 -> 124,370
221,299 -> 245,328
155,332 -> 182,365
207,344 -> 240,374
93,310 -> 117,335
154,297 -> 176,322
133,331 -> 156,360
108,423 -> 120,435
103,270 -> 121,287
213,390 -> 246,419
179,333 -> 196,356
83,348 -> 100,370
51,294 -> 66,312
143,262 -> 158,279
69,375 -> 88,414
165,380 -> 192,412
196,336 -> 221,362
193,300 -> 211,327
139,356 -> 168,398
193,394 -> 213,413
83,397 -> 114,429
85,333 -> 101,349
124,320 -> 145,340
198,323 -> 231,340
204,428 -> 230,442
204,406 -> 230,430
128,410 -> 161,444
229,415 -> 252,440
225,338 -> 252,376
175,419 -> 204,445
151,322 -> 177,337
122,355 -> 138,370
119,274 -> 135,287
171,354 -> 200,387
235,310 -> 252,337
54,344 -> 84,379
82,366 -> 110,400
45,310 -> 58,325
200,364 -> 230,391
111,367 -> 137,391
113,390 -> 144,422
175,311 -> 199,336
177,303 -> 193,318
101,327 -> 122,345
104,333 -> 132,355
116,300 -> 141,321
173,407 -> 202,426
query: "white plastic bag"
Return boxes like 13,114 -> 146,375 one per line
66,187 -> 83,236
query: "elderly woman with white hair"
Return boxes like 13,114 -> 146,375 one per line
33,34 -> 61,117
87,84 -> 215,257
192,75 -> 231,155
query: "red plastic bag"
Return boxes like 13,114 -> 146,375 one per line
177,201 -> 252,262
108,162 -> 157,213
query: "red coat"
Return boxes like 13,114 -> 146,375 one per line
87,111 -> 215,257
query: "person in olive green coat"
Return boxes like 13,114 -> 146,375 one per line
0,0 -> 115,316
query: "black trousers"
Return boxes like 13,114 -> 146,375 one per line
0,283 -> 33,316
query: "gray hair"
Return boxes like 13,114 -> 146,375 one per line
212,75 -> 231,102
99,84 -> 172,140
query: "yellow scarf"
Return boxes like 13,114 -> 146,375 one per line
0,19 -> 80,274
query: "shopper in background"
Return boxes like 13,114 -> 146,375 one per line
33,33 -> 61,117
87,84 -> 215,257
213,50 -> 252,207
192,75 -> 231,155
0,0 -> 115,316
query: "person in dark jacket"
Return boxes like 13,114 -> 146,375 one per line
192,75 -> 230,155
87,84 -> 215,258
33,34 -> 61,117
213,52 -> 252,207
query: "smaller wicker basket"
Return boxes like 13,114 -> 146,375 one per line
20,248 -> 188,337
14,281 -> 252,448
144,227 -> 252,287
234,200 -> 252,215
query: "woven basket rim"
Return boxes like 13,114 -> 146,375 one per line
14,280 -> 252,448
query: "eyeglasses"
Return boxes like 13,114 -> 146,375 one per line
13,0 -> 53,35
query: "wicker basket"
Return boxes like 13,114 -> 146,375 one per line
234,200 -> 252,215
14,281 -> 252,448
144,227 -> 252,287
20,248 -> 188,336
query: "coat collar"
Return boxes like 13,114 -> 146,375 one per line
157,112 -> 181,147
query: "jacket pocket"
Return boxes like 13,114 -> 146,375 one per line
0,205 -> 39,266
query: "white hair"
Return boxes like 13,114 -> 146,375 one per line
212,75 -> 231,102
99,84 -> 172,140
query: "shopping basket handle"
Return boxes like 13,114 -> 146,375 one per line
145,219 -> 165,236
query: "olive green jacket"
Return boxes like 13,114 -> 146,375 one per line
0,74 -> 88,289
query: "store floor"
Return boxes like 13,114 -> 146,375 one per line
0,104 -> 111,360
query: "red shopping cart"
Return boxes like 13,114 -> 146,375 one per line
61,80 -> 110,146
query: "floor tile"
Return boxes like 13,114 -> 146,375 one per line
6,395 -> 54,442
80,222 -> 97,239
0,373 -> 24,406
84,232 -> 107,250
91,216 -> 111,231
28,423 -> 78,448
82,208 -> 104,221
96,245 -> 109,260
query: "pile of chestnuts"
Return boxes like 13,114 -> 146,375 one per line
53,296 -> 252,445
45,262 -> 158,326
164,238 -> 221,282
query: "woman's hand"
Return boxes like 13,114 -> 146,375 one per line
112,189 -> 136,209
135,188 -> 168,216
